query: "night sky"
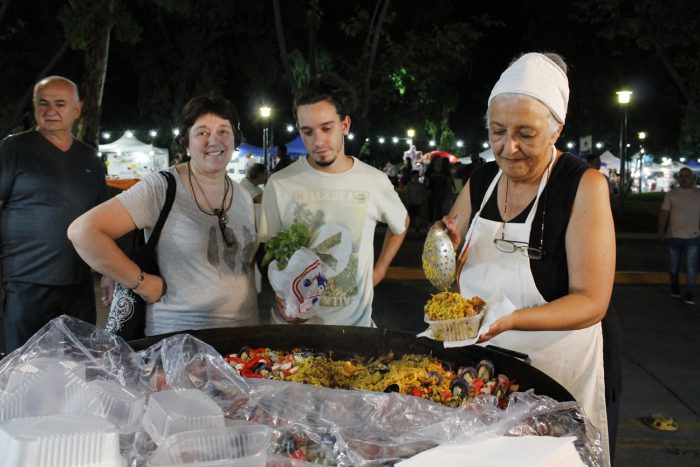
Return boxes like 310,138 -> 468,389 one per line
0,0 -> 689,157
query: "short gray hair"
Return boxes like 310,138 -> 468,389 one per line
33,76 -> 80,102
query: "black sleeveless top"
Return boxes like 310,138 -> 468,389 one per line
469,153 -> 587,302
469,153 -> 622,399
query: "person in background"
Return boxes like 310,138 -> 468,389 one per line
658,167 -> 700,305
404,170 -> 428,232
424,155 -> 453,222
462,150 -> 485,183
587,153 -> 614,197
239,162 -> 268,296
399,156 -> 413,187
258,74 -> 408,326
440,52 -> 619,466
0,76 -> 108,353
69,94 -> 258,336
273,144 -> 292,173
240,163 -> 268,204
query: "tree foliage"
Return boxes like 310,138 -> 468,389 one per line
1,1 -> 693,157
271,1 -> 494,161
571,0 -> 700,153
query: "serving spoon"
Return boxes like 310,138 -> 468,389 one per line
421,224 -> 456,291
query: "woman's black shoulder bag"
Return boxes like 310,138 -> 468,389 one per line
106,171 -> 176,340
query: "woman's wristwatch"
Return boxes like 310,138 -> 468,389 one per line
132,271 -> 145,291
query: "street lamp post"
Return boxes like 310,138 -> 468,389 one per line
616,90 -> 632,216
260,106 -> 271,171
637,131 -> 646,192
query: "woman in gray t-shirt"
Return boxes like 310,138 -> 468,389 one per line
69,95 -> 258,336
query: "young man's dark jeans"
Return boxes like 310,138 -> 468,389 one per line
667,236 -> 700,302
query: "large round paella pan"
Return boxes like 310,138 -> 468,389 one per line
130,324 -> 574,403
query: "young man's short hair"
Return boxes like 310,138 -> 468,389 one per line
293,74 -> 356,121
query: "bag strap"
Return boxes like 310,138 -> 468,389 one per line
142,171 -> 176,254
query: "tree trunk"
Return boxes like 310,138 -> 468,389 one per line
651,36 -> 690,104
272,0 -> 298,95
76,0 -> 114,149
357,0 -> 390,150
0,40 -> 70,138
306,0 -> 320,78
0,0 -> 10,26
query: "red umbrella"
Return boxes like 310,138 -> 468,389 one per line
427,150 -> 459,163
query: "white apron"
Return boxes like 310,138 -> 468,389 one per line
457,148 -> 609,466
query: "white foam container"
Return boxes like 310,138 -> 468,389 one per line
142,389 -> 225,446
0,413 -> 123,467
424,309 -> 485,341
147,425 -> 271,467
87,379 -> 147,434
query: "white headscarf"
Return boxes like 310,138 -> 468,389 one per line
488,53 -> 569,124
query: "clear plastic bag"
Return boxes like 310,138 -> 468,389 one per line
0,316 -> 604,466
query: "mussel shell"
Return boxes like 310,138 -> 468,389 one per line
426,370 -> 443,385
449,378 -> 470,397
238,345 -> 252,360
252,361 -> 272,374
384,383 -> 401,393
477,360 -> 495,382
459,366 -> 477,382
495,381 -> 507,400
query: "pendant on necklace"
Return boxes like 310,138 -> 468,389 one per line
214,209 -> 228,225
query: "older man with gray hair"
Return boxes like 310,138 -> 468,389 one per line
658,167 -> 700,304
0,76 -> 107,353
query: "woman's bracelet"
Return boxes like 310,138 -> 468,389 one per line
160,276 -> 168,298
132,271 -> 145,290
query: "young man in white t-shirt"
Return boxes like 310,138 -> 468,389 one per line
658,167 -> 700,304
258,75 -> 409,326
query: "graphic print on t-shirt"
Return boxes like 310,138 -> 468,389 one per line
292,188 -> 368,308
206,223 -> 256,274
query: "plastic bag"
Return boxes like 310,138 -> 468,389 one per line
268,247 -> 328,320
0,316 -> 604,466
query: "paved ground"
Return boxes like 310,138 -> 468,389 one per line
91,228 -> 699,466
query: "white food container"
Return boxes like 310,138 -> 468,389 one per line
87,379 -> 147,434
147,425 -> 272,467
142,389 -> 225,446
0,413 -> 123,467
424,309 -> 485,341
5,357 -> 86,392
0,360 -> 92,422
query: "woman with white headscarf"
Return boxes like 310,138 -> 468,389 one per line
441,52 -> 619,466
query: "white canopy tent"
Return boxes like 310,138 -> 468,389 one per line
99,132 -> 169,179
458,147 -> 495,164
599,150 -> 620,171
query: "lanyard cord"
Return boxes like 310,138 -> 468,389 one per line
187,160 -> 231,216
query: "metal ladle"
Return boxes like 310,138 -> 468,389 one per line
422,224 -> 456,290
